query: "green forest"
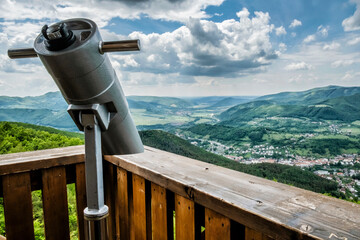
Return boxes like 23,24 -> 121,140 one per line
0,122 -> 356,239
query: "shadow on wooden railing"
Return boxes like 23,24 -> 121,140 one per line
0,145 -> 359,240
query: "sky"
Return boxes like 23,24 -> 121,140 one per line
0,0 -> 360,97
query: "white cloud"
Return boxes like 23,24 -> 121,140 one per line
275,26 -> 287,36
112,8 -> 277,78
285,62 -> 313,71
342,0 -> 360,31
0,0 -> 224,24
317,25 -> 329,37
332,59 -> 355,68
289,19 -> 302,28
304,34 -> 316,43
323,42 -> 340,50
278,43 -> 287,52
291,32 -> 296,37
348,37 -> 360,45
341,71 -> 360,81
303,25 -> 329,43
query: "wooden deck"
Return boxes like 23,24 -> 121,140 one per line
0,145 -> 359,239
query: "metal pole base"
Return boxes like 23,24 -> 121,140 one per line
84,206 -> 109,240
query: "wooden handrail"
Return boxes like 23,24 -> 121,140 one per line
105,146 -> 360,240
0,146 -> 359,240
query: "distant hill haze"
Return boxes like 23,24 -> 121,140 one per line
0,85 -> 359,131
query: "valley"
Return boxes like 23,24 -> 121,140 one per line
1,85 -> 360,201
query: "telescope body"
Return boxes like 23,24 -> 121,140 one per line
33,18 -> 143,155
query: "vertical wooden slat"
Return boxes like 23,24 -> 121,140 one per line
104,162 -> 116,240
2,172 -> 35,240
245,227 -> 272,240
42,166 -> 70,240
151,183 -> 167,240
205,208 -> 230,240
132,174 -> 147,239
116,167 -> 129,240
175,194 -> 195,240
75,163 -> 87,240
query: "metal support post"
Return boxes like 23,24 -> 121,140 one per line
81,113 -> 109,240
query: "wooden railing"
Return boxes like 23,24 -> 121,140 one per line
0,146 -> 359,240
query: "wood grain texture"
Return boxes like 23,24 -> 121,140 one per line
116,167 -> 129,240
42,166 -> 70,240
2,172 -> 35,240
245,227 -> 273,240
175,194 -> 195,240
75,163 -> 87,240
205,208 -> 230,240
132,174 -> 147,240
105,146 -> 360,240
151,183 -> 167,240
0,145 -> 84,175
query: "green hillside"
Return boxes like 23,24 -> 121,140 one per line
220,93 -> 360,123
0,121 -> 83,154
256,85 -> 360,105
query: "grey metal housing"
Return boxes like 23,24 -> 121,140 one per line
33,18 -> 144,155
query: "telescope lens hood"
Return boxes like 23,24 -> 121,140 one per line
42,23 -> 76,51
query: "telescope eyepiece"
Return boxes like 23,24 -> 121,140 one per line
41,23 -> 76,51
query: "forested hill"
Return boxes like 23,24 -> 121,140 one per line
219,92 -> 360,123
0,121 -> 339,195
0,121 -> 84,154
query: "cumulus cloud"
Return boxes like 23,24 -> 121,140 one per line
275,26 -> 286,36
289,19 -> 302,28
0,0 -> 224,24
303,25 -> 329,43
112,8 -> 277,77
348,37 -> 360,45
342,0 -> 360,31
285,62 -> 313,71
303,34 -> 316,43
323,41 -> 340,50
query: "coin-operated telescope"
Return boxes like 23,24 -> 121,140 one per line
8,18 -> 144,240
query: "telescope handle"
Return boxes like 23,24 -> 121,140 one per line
8,39 -> 141,59
7,48 -> 38,59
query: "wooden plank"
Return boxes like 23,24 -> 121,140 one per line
0,145 -> 84,175
2,172 -> 35,240
245,227 -> 273,240
151,183 -> 167,240
75,163 -> 87,240
42,166 -> 70,240
175,194 -> 195,240
105,146 -> 360,240
132,174 -> 147,239
116,167 -> 129,240
205,208 -> 230,240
